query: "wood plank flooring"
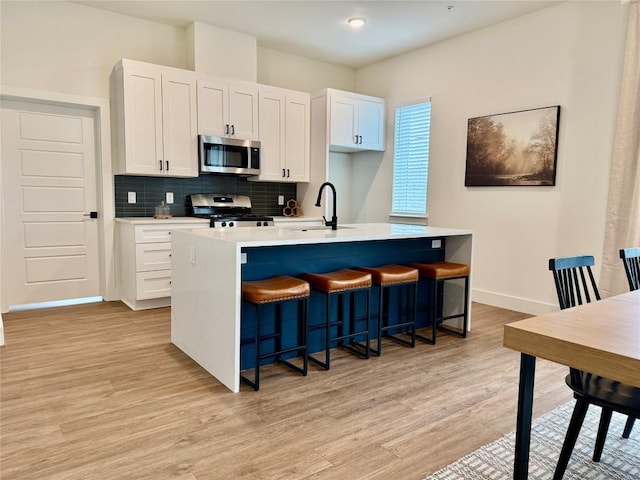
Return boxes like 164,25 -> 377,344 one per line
0,301 -> 571,480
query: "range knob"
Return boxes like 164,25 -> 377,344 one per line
221,221 -> 227,227
229,221 -> 235,227
256,221 -> 262,226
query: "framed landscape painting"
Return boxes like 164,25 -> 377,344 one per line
464,105 -> 560,186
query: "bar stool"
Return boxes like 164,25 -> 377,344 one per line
410,261 -> 470,344
355,264 -> 418,356
240,275 -> 310,391
301,269 -> 372,370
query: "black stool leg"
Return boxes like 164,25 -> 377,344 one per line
372,284 -> 384,356
436,275 -> 469,338
416,278 -> 438,344
277,298 -> 308,377
301,298 -> 308,376
343,288 -> 370,358
382,282 -> 417,349
410,281 -> 417,346
240,302 -> 261,391
308,292 -> 332,370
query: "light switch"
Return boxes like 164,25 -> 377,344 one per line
166,192 -> 174,204
127,191 -> 136,204
278,195 -> 285,206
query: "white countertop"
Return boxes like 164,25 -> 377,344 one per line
115,217 -> 210,225
174,223 -> 473,248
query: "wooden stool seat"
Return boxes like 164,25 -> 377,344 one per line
411,261 -> 470,279
240,275 -> 310,391
242,276 -> 310,304
301,269 -> 371,370
356,264 -> 419,286
410,261 -> 470,344
355,265 -> 418,355
303,269 -> 372,293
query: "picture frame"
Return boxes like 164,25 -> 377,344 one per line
464,105 -> 560,186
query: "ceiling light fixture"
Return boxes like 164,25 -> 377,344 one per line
347,17 -> 366,28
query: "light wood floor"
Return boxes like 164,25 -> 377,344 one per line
0,301 -> 571,480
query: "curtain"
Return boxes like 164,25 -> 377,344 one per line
600,1 -> 640,297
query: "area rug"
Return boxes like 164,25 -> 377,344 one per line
425,401 -> 639,479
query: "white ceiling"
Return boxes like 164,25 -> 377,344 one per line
75,0 -> 561,68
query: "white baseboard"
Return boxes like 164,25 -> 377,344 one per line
473,288 -> 558,316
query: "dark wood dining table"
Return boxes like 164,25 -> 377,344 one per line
503,290 -> 640,479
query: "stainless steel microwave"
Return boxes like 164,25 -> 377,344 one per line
198,135 -> 261,176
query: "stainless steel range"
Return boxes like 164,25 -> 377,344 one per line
189,194 -> 274,228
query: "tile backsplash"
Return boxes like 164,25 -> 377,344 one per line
114,174 -> 297,217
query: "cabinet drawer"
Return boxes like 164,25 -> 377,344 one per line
136,270 -> 171,300
134,223 -> 208,243
136,242 -> 171,272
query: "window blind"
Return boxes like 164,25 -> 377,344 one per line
392,101 -> 431,216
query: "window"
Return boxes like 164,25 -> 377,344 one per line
391,100 -> 431,216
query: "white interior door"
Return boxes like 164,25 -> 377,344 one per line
1,100 -> 100,307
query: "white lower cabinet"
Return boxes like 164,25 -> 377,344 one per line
117,219 -> 209,310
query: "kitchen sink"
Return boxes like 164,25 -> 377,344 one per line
278,225 -> 356,232
298,226 -> 356,231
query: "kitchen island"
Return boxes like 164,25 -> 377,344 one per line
171,223 -> 473,392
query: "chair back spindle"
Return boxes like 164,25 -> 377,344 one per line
619,247 -> 640,291
548,255 -> 601,310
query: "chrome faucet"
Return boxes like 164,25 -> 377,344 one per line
315,182 -> 337,230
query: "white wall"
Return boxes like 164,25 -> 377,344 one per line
353,1 -> 627,314
257,47 -> 355,93
0,1 -> 187,98
187,22 -> 258,82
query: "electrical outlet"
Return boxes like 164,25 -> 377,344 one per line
166,192 -> 174,204
432,239 -> 442,249
278,195 -> 285,206
127,191 -> 136,204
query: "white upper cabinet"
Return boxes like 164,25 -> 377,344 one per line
111,59 -> 198,177
197,78 -> 259,140
251,86 -> 310,183
328,89 -> 385,152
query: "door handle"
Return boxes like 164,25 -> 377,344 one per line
83,212 -> 98,219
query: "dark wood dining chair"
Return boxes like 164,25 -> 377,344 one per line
549,255 -> 639,480
620,246 -> 640,291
